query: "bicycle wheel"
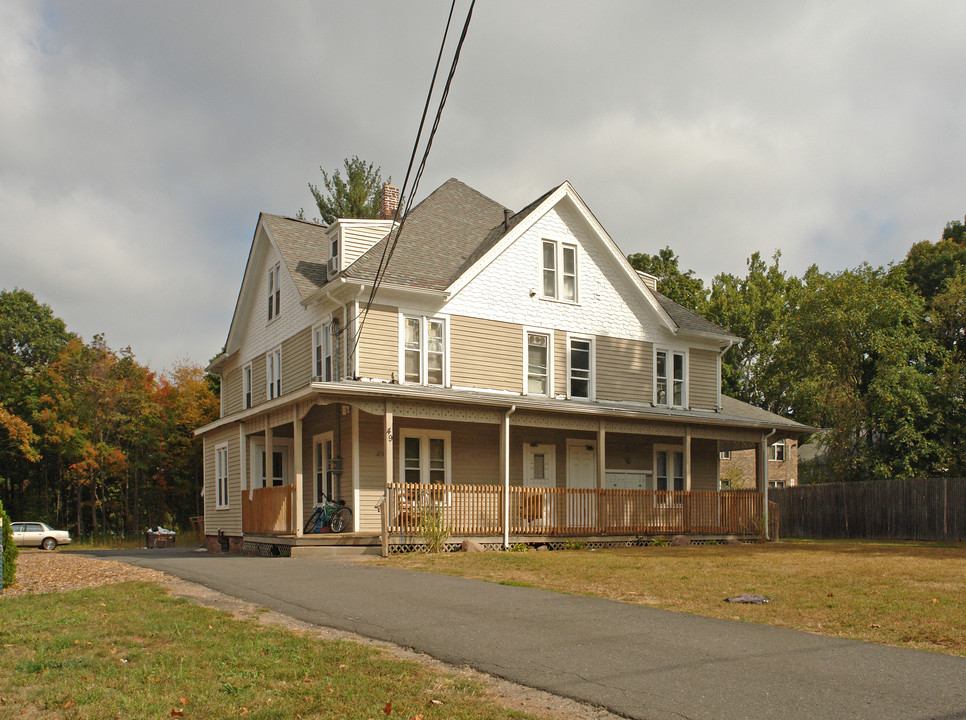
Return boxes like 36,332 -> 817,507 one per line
329,507 -> 352,533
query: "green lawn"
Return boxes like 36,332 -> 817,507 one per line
380,540 -> 966,656
0,582 -> 539,720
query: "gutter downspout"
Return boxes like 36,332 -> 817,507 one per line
503,405 -> 517,550
762,428 -> 776,541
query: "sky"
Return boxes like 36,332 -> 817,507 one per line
3,1 -> 965,373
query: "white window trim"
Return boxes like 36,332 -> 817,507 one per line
215,443 -> 230,510
313,320 -> 336,382
523,327 -> 554,397
242,363 -> 252,410
398,429 -> 452,486
266,346 -> 282,400
267,262 -> 281,322
654,347 -> 688,408
539,238 -> 579,303
653,444 -> 686,500
397,312 -> 449,387
768,440 -> 786,462
566,333 -> 595,401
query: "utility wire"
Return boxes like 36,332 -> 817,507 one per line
349,0 -> 476,370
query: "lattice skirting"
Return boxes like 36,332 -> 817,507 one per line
243,541 -> 292,557
387,536 -> 761,554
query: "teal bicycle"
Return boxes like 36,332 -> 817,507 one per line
304,493 -> 352,534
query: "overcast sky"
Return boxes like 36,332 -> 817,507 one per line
3,1 -> 965,372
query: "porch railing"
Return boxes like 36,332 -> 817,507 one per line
386,483 -> 765,538
242,485 -> 294,535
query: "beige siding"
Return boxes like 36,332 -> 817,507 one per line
554,332 -> 567,398
203,424 -> 242,536
690,349 -> 719,411
595,336 -> 652,403
357,304 -> 397,380
281,327 -> 312,395
449,315 -> 523,392
690,438 -> 718,491
251,354 -> 267,406
222,365 -> 243,417
342,223 -> 394,266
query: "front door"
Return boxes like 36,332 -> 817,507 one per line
524,444 -> 556,528
566,441 -> 597,528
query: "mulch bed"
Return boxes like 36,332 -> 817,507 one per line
1,550 -> 169,598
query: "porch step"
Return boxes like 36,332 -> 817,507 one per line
289,545 -> 382,558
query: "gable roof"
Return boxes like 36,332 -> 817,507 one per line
259,213 -> 329,300
654,291 -> 740,341
342,178 -> 513,290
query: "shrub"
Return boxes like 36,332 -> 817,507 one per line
509,543 -> 529,552
563,539 -> 586,550
418,507 -> 450,554
0,498 -> 17,590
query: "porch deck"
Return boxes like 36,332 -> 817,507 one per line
241,483 -> 774,555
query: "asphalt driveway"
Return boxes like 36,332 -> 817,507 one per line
91,548 -> 966,720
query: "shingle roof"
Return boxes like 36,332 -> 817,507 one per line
720,395 -> 813,430
654,291 -> 740,340
260,213 -> 329,300
342,178 -> 521,290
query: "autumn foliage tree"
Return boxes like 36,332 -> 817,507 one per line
0,290 -> 218,537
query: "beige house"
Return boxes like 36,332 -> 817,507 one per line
197,178 -> 810,554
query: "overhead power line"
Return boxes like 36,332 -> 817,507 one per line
349,0 -> 476,371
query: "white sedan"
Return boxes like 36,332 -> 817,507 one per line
10,522 -> 72,550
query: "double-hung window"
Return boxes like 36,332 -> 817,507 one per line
655,349 -> 685,407
568,337 -> 593,400
402,316 -> 445,386
215,444 -> 229,509
267,263 -> 281,321
242,364 -> 252,409
401,430 -> 450,485
655,448 -> 684,493
314,323 -> 334,381
526,332 -> 550,395
541,240 -> 577,302
266,346 -> 281,400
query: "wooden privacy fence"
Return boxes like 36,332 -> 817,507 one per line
386,483 -> 765,538
242,485 -> 294,535
769,477 -> 966,541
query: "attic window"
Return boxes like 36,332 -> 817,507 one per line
541,240 -> 577,302
267,263 -> 281,321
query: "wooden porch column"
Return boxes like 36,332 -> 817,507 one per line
265,417 -> 273,491
597,420 -> 606,533
501,406 -> 514,549
384,401 -> 394,487
294,412 -> 303,538
352,406 -> 360,533
758,432 -> 771,539
684,425 -> 692,491
239,424 -> 247,497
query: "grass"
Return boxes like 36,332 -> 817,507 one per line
380,540 -> 966,656
64,527 -> 196,551
0,582 -> 538,720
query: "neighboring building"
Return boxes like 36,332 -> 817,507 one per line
719,438 -> 799,490
196,178 -> 810,553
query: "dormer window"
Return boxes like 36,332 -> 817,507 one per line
267,263 -> 281,321
541,240 -> 577,302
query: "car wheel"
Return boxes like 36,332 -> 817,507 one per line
42,537 -> 57,551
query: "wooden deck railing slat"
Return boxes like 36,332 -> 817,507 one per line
383,484 -> 764,537
241,485 -> 294,535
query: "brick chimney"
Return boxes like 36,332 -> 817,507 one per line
380,183 -> 400,219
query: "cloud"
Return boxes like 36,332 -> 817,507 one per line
2,0 -> 966,370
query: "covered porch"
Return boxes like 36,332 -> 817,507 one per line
235,384 -> 787,555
